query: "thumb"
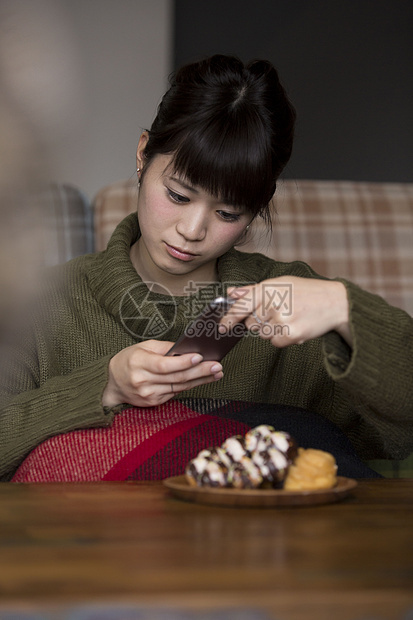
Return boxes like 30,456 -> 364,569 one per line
137,339 -> 176,355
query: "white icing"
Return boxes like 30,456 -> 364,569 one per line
267,447 -> 288,471
191,456 -> 210,474
215,446 -> 232,468
198,449 -> 212,459
245,425 -> 274,451
205,461 -> 226,485
240,456 -> 262,484
222,437 -> 246,461
251,450 -> 266,471
251,447 -> 288,480
270,432 -> 289,454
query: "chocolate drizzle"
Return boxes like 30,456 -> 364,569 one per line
185,425 -> 300,489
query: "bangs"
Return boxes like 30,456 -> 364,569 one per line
163,110 -> 276,219
144,54 -> 296,227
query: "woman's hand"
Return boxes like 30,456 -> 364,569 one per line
102,339 -> 223,409
220,276 -> 352,348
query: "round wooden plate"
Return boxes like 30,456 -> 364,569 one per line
163,475 -> 357,508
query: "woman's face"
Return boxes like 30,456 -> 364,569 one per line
132,151 -> 251,293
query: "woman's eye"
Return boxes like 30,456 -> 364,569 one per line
167,189 -> 189,204
218,210 -> 241,222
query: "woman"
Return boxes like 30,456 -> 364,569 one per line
1,55 -> 412,481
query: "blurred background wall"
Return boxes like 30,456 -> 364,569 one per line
174,0 -> 413,184
0,0 -> 172,201
51,0 -> 173,199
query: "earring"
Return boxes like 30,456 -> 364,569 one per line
137,167 -> 141,187
246,225 -> 250,231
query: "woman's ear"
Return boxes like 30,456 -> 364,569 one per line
136,131 -> 149,170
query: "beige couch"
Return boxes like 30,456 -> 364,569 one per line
92,178 -> 413,477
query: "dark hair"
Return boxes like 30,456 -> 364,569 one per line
142,54 -> 296,224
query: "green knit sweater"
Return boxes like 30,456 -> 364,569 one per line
1,213 -> 412,479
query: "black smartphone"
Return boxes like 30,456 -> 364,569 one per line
165,296 -> 246,362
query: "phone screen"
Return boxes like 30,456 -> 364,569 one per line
165,296 -> 246,361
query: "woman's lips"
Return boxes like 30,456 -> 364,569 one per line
164,242 -> 198,262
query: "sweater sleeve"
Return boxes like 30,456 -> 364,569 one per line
0,354 -> 115,481
322,279 -> 413,459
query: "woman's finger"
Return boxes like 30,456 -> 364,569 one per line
135,340 -> 206,374
169,371 -> 224,395
158,360 -> 223,387
219,286 -> 259,331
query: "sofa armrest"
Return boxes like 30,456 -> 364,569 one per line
40,183 -> 94,265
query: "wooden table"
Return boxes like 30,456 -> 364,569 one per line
0,479 -> 412,620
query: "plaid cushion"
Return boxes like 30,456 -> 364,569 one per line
40,183 -> 94,265
93,179 -> 139,252
93,179 -> 413,316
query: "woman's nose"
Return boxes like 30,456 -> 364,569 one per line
176,210 -> 207,241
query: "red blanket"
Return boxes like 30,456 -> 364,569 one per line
12,399 -> 250,482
